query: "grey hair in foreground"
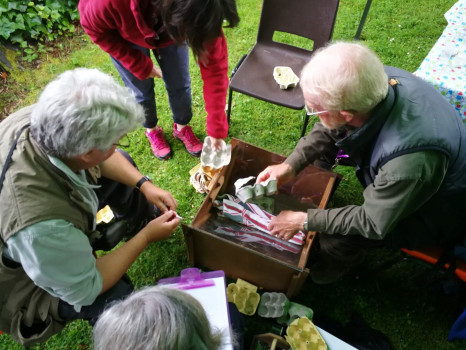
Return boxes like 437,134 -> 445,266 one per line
30,68 -> 144,158
300,42 -> 388,113
93,285 -> 223,350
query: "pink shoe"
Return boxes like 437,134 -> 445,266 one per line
145,127 -> 172,160
172,124 -> 202,157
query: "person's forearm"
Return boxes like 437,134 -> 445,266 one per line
99,151 -> 143,188
307,152 -> 448,239
307,205 -> 382,239
96,231 -> 149,293
200,32 -> 229,139
285,122 -> 343,172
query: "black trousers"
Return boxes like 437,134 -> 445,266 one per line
317,233 -> 385,267
95,149 -> 155,227
58,275 -> 134,326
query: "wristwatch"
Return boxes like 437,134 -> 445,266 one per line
303,218 -> 309,232
135,175 -> 152,190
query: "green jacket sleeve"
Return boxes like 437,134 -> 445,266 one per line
306,151 -> 448,239
285,122 -> 347,173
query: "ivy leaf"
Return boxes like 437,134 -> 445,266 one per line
9,32 -> 26,47
0,17 -> 15,40
29,28 -> 39,40
8,2 -> 19,11
14,14 -> 25,31
1,0 -> 79,47
27,13 -> 42,26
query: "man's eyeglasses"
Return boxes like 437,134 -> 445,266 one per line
305,104 -> 328,116
113,135 -> 130,148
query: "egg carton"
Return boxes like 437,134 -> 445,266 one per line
273,66 -> 300,90
234,176 -> 277,203
286,317 -> 327,350
278,302 -> 314,325
257,292 -> 290,318
227,278 -> 260,316
200,136 -> 231,170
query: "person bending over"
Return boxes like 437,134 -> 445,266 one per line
79,0 -> 240,160
257,42 -> 466,284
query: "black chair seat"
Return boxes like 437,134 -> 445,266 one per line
229,43 -> 312,109
227,0 -> 340,138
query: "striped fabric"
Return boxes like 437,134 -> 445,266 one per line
215,194 -> 306,247
215,225 -> 301,254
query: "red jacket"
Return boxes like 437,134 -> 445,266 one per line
78,0 -> 229,138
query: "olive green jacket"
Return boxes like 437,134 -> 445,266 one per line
0,106 -> 98,345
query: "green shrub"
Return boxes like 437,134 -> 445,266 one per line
0,1 -> 78,61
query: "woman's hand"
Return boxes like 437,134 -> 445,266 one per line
140,182 -> 178,213
147,65 -> 162,79
140,210 -> 180,244
209,137 -> 224,150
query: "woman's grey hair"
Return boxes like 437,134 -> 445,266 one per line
300,41 -> 388,113
30,68 -> 144,158
93,285 -> 223,350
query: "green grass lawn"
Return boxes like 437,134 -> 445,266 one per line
1,0 -> 465,349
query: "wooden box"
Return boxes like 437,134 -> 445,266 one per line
182,138 -> 340,297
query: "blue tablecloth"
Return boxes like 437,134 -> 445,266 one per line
414,1 -> 465,120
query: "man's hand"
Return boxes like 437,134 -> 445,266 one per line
256,162 -> 296,186
147,65 -> 162,79
268,210 -> 307,241
139,182 -> 178,213
140,210 -> 180,244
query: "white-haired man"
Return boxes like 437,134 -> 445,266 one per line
0,68 -> 180,345
257,42 -> 466,284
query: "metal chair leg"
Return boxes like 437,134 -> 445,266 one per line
300,111 -> 310,138
354,0 -> 373,40
227,87 -> 233,124
226,55 -> 247,126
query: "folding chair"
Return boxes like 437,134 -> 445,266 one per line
227,0 -> 340,138
399,246 -> 466,283
399,244 -> 466,339
365,242 -> 466,284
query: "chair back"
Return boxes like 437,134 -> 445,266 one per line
257,0 -> 339,54
227,0 -> 340,136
